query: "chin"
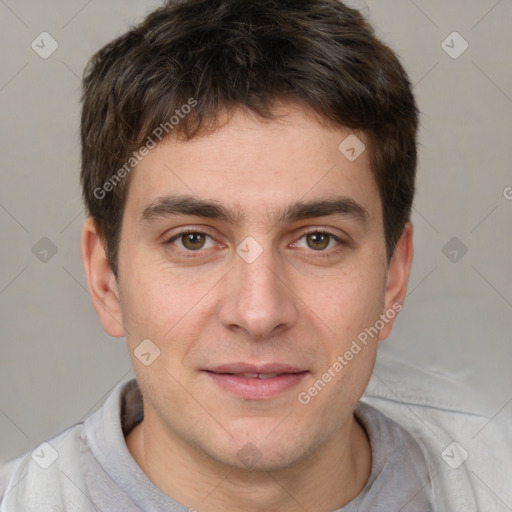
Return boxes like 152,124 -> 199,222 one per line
203,428 -> 315,473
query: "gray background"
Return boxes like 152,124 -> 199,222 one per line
0,0 -> 511,471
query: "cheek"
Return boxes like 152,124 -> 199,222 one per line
119,262 -> 216,349
309,264 -> 386,341
298,271 -> 384,410
117,260 -> 169,344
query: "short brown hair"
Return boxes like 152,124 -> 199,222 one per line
81,0 -> 419,278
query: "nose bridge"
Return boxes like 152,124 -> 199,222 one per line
235,240 -> 284,309
238,248 -> 281,299
218,238 -> 297,339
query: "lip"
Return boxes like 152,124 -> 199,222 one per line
203,362 -> 308,400
207,363 -> 306,374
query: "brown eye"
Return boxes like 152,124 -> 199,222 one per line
293,231 -> 343,252
306,233 -> 330,250
181,233 -> 207,250
165,230 -> 218,255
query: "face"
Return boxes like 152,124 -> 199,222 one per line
84,102 -> 411,472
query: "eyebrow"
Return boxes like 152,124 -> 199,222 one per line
140,194 -> 370,227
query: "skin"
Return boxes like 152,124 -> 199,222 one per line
81,101 -> 413,511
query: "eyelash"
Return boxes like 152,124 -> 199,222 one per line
164,228 -> 346,257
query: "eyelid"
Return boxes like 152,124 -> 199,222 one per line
297,227 -> 344,238
165,229 -> 217,246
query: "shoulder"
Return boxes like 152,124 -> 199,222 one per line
1,378 -> 135,512
0,423 -> 95,512
363,353 -> 512,511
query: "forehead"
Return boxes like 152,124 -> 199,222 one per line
123,103 -> 382,227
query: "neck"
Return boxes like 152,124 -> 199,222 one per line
126,407 -> 371,511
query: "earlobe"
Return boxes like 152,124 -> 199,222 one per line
81,218 -> 125,338
379,222 -> 414,341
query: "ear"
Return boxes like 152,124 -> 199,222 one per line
379,222 -> 414,341
81,217 -> 125,337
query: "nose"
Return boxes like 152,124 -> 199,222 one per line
217,243 -> 298,340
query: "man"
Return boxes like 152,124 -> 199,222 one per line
1,0 -> 505,510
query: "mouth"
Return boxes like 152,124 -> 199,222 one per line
219,372 -> 291,379
203,363 -> 309,400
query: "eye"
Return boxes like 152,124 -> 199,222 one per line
167,231 -> 216,251
293,231 -> 343,251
